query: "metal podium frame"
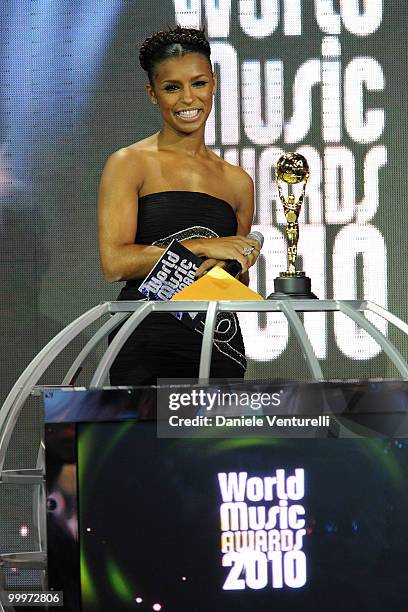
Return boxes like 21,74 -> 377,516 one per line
0,298 -> 408,605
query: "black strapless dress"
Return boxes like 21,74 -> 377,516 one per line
109,191 -> 247,385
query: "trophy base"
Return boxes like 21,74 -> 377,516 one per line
267,274 -> 318,300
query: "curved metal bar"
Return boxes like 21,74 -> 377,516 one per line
33,434 -> 47,585
279,300 -> 324,381
0,552 -> 46,568
89,301 -> 154,388
32,482 -> 47,567
198,301 -> 218,382
111,300 -> 210,314
107,299 -> 368,314
338,301 -> 408,378
0,303 -> 109,473
365,301 -> 408,336
62,312 -> 130,385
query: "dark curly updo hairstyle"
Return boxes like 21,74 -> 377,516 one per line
139,25 -> 212,83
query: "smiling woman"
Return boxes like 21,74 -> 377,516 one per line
146,52 -> 214,134
97,26 -> 260,385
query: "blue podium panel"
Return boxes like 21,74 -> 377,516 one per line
43,384 -> 408,612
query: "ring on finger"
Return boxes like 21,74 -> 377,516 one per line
242,246 -> 254,256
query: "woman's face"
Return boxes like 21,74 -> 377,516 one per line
146,52 -> 216,135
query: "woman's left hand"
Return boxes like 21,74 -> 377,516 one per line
195,258 -> 225,278
195,246 -> 259,278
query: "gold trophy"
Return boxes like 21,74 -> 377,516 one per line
268,152 -> 317,299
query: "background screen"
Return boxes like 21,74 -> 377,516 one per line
1,0 -> 408,400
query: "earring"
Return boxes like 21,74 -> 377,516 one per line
152,99 -> 158,105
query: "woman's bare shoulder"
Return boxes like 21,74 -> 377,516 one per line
102,135 -> 159,186
226,159 -> 253,190
107,135 -> 157,164
208,150 -> 254,205
208,149 -> 252,184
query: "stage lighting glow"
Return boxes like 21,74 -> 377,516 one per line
152,604 -> 162,611
19,524 -> 29,537
135,597 -> 143,604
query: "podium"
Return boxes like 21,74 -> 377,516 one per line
42,383 -> 408,610
0,299 -> 408,605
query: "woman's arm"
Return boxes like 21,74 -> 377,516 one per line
183,170 -> 257,276
194,167 -> 258,283
234,168 -> 257,286
97,148 -> 166,282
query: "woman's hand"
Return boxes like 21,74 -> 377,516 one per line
206,236 -> 260,273
185,235 -> 260,273
195,240 -> 260,279
195,258 -> 224,278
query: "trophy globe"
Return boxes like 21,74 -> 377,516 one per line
268,152 -> 317,299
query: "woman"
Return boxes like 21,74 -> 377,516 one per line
98,26 -> 260,385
